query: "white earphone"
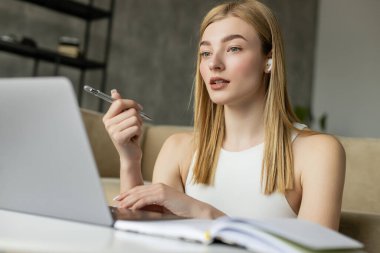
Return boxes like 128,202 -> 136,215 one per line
266,58 -> 273,72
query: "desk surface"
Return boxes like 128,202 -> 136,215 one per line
0,209 -> 248,253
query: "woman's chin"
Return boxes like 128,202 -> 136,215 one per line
209,97 -> 229,106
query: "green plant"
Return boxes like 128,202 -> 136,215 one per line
294,106 -> 327,131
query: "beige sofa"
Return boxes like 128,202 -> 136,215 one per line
81,108 -> 380,253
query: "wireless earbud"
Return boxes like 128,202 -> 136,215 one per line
266,58 -> 272,72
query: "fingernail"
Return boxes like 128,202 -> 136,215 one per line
111,89 -> 117,94
138,104 -> 143,110
112,195 -> 120,201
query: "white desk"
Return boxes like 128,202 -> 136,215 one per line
0,209 -> 248,253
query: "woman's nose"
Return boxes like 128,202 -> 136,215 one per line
208,54 -> 225,71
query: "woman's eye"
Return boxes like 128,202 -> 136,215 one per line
228,47 -> 241,53
200,51 -> 211,58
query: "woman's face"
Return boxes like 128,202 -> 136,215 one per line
199,16 -> 268,107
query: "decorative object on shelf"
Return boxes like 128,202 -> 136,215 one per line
0,34 -> 19,43
0,0 -> 115,110
20,36 -> 37,48
1,34 -> 38,48
57,36 -> 80,58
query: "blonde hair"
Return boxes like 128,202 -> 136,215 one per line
192,0 -> 300,194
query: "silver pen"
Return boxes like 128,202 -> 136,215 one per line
83,85 -> 152,121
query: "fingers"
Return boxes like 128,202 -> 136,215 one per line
103,98 -> 141,121
130,196 -> 158,210
102,89 -> 144,145
111,89 -> 122,100
113,184 -> 195,217
115,184 -> 166,210
105,117 -> 142,145
105,114 -> 142,145
103,89 -> 142,121
104,108 -> 142,130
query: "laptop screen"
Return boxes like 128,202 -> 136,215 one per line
0,77 -> 113,226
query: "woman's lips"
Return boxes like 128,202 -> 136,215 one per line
209,77 -> 230,90
210,82 -> 229,90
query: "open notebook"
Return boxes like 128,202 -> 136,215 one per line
114,216 -> 364,253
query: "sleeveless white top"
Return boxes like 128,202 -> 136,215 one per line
185,123 -> 306,219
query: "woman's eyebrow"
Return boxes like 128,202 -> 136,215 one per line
221,34 -> 247,43
199,34 -> 247,47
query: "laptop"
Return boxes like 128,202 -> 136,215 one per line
0,77 -> 178,226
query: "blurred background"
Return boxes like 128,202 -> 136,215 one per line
0,0 -> 378,138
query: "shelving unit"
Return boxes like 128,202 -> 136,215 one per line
0,0 -> 115,110
0,40 -> 105,69
18,0 -> 112,20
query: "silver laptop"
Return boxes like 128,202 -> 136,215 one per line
0,77 -> 178,226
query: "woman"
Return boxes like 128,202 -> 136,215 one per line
103,0 -> 345,230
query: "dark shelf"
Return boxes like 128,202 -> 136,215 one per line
0,40 -> 104,69
4,0 -> 115,109
17,0 -> 111,20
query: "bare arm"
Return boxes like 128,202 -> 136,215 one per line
116,133 -> 225,219
151,133 -> 192,192
102,90 -> 144,193
295,134 -> 346,230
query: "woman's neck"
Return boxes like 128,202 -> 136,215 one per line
223,97 -> 265,151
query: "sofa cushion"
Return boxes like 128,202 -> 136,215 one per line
141,125 -> 192,181
81,109 -> 148,178
101,177 -> 120,206
338,137 -> 380,213
81,109 -> 120,177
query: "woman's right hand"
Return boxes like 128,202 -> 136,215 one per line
102,89 -> 143,165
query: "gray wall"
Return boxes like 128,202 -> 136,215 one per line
0,0 -> 318,126
312,0 -> 380,138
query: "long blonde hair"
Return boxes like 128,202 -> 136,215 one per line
192,0 -> 300,194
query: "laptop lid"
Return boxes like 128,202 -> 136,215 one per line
0,77 -> 113,226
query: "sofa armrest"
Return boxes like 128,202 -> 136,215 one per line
340,210 -> 380,253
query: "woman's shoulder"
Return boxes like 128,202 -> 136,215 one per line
293,132 -> 346,175
164,131 -> 194,148
160,131 -> 195,160
293,132 -> 345,155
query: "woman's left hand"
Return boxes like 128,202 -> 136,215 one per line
113,183 -> 223,219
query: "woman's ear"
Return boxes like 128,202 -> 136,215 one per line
264,50 -> 273,73
265,58 -> 272,73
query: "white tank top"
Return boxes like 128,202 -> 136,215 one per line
185,123 -> 306,218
